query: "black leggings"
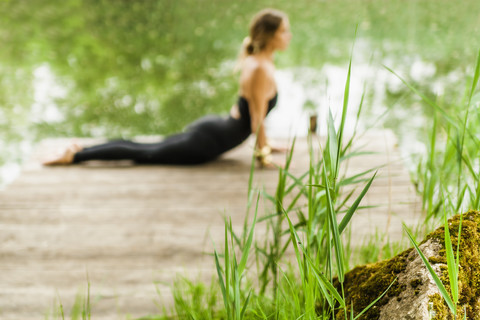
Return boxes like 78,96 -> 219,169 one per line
73,130 -> 222,165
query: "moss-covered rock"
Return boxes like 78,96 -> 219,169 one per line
333,210 -> 480,320
424,210 -> 480,319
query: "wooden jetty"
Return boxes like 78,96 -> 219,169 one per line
0,131 -> 422,319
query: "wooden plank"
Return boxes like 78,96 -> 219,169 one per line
0,132 -> 423,319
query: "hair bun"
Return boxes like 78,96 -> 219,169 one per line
243,36 -> 255,55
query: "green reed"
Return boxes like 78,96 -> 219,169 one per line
206,38 -> 394,319
213,195 -> 258,320
403,210 -> 464,319
197,48 -> 480,319
393,49 -> 479,320
388,49 -> 480,222
46,280 -> 91,320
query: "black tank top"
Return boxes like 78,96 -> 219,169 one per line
186,93 -> 279,155
237,93 -> 278,130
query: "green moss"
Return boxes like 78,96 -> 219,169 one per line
410,278 -> 422,288
430,293 -> 451,320
334,248 -> 413,319
428,256 -> 447,264
333,211 -> 480,320
425,211 -> 480,319
410,278 -> 423,295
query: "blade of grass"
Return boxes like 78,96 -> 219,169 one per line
226,218 -> 231,311
455,213 -> 463,296
338,166 -> 381,187
83,278 -> 91,320
322,163 -> 345,283
240,290 -> 252,320
214,249 -> 228,314
283,206 -> 340,310
285,170 -> 309,194
336,28 -> 356,180
238,195 -> 259,276
403,223 -> 456,315
340,151 -> 379,162
467,49 -> 480,104
443,209 -> 458,304
278,267 -> 302,314
55,290 -> 65,320
283,206 -> 306,282
339,172 -> 377,234
336,189 -> 356,212
327,109 -> 339,177
234,259 -> 240,319
247,146 -> 256,208
385,66 -> 457,129
303,248 -> 345,308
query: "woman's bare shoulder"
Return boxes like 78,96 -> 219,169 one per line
239,56 -> 275,98
242,57 -> 272,80
242,56 -> 262,73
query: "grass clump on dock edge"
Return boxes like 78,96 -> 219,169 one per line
158,39 -> 393,320
157,49 -> 480,320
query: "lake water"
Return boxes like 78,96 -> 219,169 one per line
2,0 -> 479,187
1,39 -> 466,187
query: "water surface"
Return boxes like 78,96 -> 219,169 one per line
2,0 -> 480,185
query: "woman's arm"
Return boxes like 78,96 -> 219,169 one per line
246,65 -> 277,166
247,65 -> 271,150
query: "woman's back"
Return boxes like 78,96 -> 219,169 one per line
42,8 -> 290,167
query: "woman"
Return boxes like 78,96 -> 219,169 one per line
44,9 -> 292,167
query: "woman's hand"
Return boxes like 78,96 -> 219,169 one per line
255,145 -> 288,169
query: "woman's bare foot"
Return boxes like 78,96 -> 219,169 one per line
42,143 -> 83,166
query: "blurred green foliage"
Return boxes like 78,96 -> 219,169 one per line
0,0 -> 479,168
